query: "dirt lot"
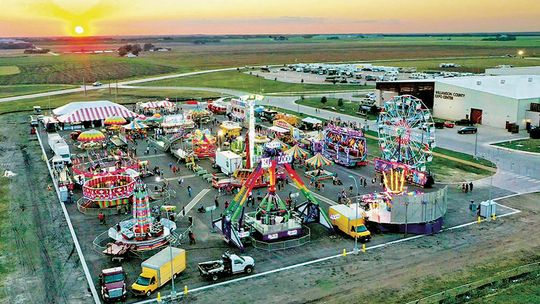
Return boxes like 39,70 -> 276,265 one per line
186,193 -> 540,304
0,113 -> 90,303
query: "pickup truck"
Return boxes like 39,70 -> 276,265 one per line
198,252 -> 254,281
99,267 -> 127,302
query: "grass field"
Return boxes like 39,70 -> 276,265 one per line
0,66 -> 20,76
0,88 -> 221,115
0,177 -> 11,292
140,70 -> 364,93
0,84 -> 76,98
295,97 -> 378,120
492,138 -> 540,153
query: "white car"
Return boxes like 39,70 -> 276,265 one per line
92,81 -> 103,87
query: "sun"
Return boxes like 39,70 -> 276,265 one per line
74,25 -> 85,35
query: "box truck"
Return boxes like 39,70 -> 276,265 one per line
215,150 -> 243,176
329,204 -> 371,242
131,247 -> 186,297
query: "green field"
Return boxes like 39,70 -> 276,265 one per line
0,88 -> 221,115
0,54 -> 177,85
0,84 -> 76,98
140,70 -> 366,93
493,138 -> 540,153
0,66 -> 20,76
295,97 -> 378,120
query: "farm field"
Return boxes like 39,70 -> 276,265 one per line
1,35 -> 538,87
0,66 -> 20,75
139,70 -> 364,93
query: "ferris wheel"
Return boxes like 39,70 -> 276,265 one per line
377,95 -> 436,172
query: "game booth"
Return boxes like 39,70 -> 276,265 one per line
322,124 -> 367,167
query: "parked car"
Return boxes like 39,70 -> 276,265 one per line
92,81 -> 103,86
444,121 -> 455,128
458,126 -> 478,134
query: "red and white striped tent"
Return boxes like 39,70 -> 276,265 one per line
53,101 -> 137,124
140,100 -> 175,109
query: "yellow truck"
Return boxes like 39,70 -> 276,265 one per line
131,247 -> 186,297
329,204 -> 371,242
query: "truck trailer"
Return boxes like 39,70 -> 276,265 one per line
215,150 -> 243,176
131,247 -> 186,297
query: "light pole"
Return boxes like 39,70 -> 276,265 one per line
166,209 -> 176,299
474,129 -> 478,159
348,175 -> 359,254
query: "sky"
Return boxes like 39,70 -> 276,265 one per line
0,0 -> 539,37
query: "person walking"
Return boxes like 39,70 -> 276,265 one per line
188,230 -> 196,245
187,185 -> 192,198
469,182 -> 474,192
98,211 -> 106,225
214,195 -> 219,208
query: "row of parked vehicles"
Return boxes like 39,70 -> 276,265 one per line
99,247 -> 255,302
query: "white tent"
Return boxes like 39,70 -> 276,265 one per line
53,101 -> 137,123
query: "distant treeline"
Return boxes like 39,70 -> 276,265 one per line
0,42 -> 34,49
23,48 -> 49,54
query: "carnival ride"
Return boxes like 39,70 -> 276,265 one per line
81,174 -> 136,210
71,153 -> 147,181
213,146 -> 333,250
208,97 -> 231,114
322,124 -> 367,167
104,184 -> 177,253
360,170 -> 447,234
376,95 -> 435,187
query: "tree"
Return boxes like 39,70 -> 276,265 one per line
143,43 -> 155,51
321,96 -> 327,104
337,98 -> 344,108
131,44 -> 142,56
117,45 -> 130,56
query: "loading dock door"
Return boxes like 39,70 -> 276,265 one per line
470,108 -> 483,124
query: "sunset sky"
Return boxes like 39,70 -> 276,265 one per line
0,0 -> 539,37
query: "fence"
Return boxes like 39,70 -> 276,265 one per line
250,226 -> 311,251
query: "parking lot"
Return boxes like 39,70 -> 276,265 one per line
247,67 -> 412,87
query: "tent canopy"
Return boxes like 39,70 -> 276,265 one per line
302,117 -> 322,124
54,101 -> 137,123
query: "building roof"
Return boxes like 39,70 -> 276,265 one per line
436,75 -> 540,99
53,101 -> 137,123
485,66 -> 540,76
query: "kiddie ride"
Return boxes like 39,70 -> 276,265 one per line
322,124 -> 368,167
104,184 -> 177,254
213,145 -> 333,250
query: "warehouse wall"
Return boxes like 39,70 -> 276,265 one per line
433,82 -> 521,128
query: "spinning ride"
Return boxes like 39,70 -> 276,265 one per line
81,175 -> 136,209
106,184 -> 176,252
322,124 -> 367,167
213,144 -> 333,250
